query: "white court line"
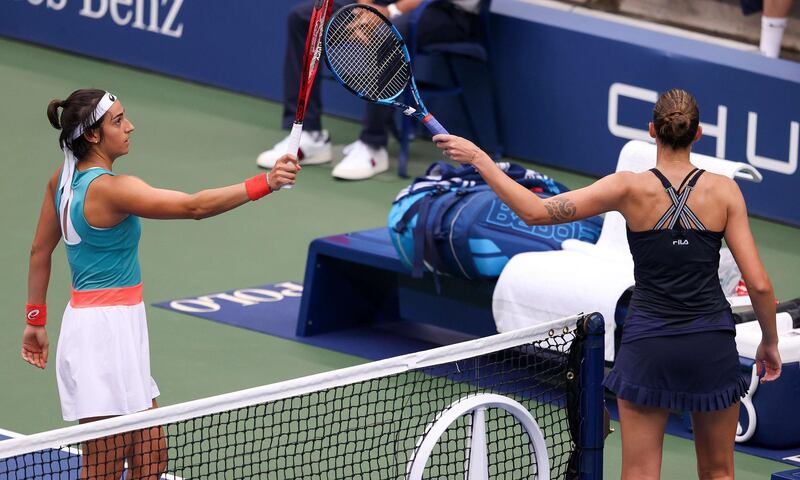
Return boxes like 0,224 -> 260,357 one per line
0,428 -> 23,439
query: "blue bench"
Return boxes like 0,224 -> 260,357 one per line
296,228 -> 498,339
772,469 -> 800,479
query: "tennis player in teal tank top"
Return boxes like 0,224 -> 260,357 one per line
55,167 -> 143,292
21,89 -> 299,479
433,89 -> 782,480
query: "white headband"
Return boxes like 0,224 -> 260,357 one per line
69,92 -> 117,141
58,91 -> 117,244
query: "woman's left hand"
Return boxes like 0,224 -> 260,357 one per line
432,134 -> 487,166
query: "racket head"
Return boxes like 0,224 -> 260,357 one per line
323,4 -> 412,104
295,0 -> 333,123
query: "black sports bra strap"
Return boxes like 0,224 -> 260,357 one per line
649,168 -> 672,190
650,168 -> 707,231
684,168 -> 705,189
676,168 -> 699,192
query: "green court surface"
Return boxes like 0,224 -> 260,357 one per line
0,37 -> 798,478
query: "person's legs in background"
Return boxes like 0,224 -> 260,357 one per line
760,0 -> 794,58
333,1 -> 477,180
258,1 -> 349,169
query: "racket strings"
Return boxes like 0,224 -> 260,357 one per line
325,8 -> 409,101
327,11 -> 401,96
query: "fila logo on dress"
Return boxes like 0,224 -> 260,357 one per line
672,239 -> 689,246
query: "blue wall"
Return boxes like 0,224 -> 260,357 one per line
0,0 -> 298,100
2,0 -> 798,224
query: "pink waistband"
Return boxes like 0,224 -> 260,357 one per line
70,283 -> 143,308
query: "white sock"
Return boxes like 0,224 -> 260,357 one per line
760,16 -> 788,58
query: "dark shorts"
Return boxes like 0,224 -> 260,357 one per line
604,330 -> 748,412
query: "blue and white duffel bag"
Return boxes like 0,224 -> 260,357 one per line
388,161 -> 603,280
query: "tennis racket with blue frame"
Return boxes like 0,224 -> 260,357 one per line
323,4 -> 449,137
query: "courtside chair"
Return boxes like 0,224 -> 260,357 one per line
491,140 -> 762,362
398,0 -> 503,177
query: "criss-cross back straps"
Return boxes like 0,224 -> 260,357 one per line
650,168 -> 707,231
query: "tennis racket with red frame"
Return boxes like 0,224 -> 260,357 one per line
284,0 -> 333,187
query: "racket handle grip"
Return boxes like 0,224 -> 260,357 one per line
422,114 -> 448,136
281,123 -> 304,190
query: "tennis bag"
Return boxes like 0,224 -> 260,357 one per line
388,161 -> 603,280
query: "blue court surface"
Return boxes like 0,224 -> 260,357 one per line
0,430 -> 183,480
0,430 -> 81,479
151,281 -> 459,361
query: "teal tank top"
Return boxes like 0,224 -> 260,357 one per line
55,168 -> 142,291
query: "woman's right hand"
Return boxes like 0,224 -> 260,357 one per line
268,155 -> 301,190
432,134 -> 489,167
755,340 -> 781,383
21,325 -> 49,369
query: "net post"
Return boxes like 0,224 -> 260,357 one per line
579,312 -> 605,479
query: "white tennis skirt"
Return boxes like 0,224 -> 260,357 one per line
56,302 -> 160,421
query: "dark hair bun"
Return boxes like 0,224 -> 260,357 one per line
47,99 -> 64,130
652,90 -> 700,150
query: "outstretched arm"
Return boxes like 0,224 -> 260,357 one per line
433,134 -> 629,225
22,173 -> 62,369
724,180 -> 780,382
98,155 -> 298,220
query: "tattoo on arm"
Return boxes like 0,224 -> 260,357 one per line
543,198 -> 577,223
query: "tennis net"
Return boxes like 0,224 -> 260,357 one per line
0,313 -> 605,479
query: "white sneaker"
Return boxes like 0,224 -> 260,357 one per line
342,140 -> 359,155
256,130 -> 332,169
332,140 -> 389,180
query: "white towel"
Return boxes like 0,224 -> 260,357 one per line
492,250 -> 634,361
736,312 -> 800,363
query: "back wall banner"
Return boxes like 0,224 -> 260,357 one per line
0,0 -> 306,100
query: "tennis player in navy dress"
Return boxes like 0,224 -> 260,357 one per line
433,89 -> 782,480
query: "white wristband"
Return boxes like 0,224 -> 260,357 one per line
387,3 -> 402,19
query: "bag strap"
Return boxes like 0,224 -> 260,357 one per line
426,189 -> 477,275
410,194 -> 437,278
393,200 -> 424,234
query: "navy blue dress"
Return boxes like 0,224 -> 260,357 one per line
603,168 -> 748,412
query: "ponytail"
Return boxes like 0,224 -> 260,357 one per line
652,89 -> 700,150
46,99 -> 64,130
45,89 -> 106,158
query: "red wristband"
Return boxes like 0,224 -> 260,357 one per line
245,174 -> 272,201
26,303 -> 47,327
